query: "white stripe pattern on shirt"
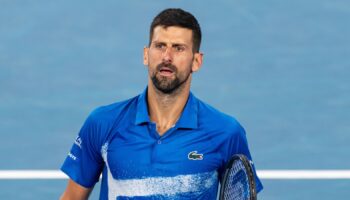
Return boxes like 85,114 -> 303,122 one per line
101,142 -> 218,199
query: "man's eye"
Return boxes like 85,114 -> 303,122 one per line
174,46 -> 185,52
155,44 -> 165,49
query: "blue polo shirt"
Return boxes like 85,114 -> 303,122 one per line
61,88 -> 263,199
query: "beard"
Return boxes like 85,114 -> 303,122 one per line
151,62 -> 191,94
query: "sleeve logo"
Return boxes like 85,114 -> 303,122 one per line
74,136 -> 82,149
188,151 -> 203,160
68,152 -> 77,160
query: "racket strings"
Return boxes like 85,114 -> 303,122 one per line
223,161 -> 250,200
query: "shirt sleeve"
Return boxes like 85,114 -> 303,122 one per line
61,114 -> 105,188
222,123 -> 264,193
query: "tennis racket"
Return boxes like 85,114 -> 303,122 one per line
219,154 -> 257,200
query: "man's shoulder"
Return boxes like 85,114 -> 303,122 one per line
195,97 -> 244,134
73,95 -> 140,149
87,95 -> 139,124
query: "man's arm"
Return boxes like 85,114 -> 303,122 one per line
60,179 -> 93,200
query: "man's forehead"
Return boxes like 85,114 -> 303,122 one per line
151,26 -> 193,43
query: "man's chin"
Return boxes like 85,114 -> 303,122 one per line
154,84 -> 177,94
151,74 -> 184,94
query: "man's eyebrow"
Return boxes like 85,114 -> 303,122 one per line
172,43 -> 187,47
152,41 -> 187,46
152,41 -> 165,45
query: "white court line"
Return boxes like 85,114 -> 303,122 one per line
258,170 -> 350,179
1,170 -> 350,180
0,170 -> 67,179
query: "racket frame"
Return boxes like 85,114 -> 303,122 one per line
219,154 -> 257,200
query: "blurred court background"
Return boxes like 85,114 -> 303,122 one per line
1,0 -> 349,199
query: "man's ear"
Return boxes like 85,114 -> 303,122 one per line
191,52 -> 203,72
143,47 -> 149,66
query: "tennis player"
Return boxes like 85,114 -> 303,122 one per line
60,8 -> 263,200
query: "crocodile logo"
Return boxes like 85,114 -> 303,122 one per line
188,151 -> 203,160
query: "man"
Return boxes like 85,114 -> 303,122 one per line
60,8 -> 263,200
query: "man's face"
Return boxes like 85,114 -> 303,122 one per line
143,26 -> 202,94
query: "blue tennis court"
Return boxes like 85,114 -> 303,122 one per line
1,1 -> 349,199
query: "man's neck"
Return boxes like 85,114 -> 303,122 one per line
147,83 -> 190,136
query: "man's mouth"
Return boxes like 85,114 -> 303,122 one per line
157,64 -> 176,77
160,67 -> 174,76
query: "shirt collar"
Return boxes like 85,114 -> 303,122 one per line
176,92 -> 198,129
134,88 -> 198,129
135,88 -> 150,125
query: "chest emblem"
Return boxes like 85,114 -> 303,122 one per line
188,151 -> 203,160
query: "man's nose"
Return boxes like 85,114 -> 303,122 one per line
162,47 -> 173,63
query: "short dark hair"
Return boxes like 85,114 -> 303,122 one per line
149,8 -> 202,52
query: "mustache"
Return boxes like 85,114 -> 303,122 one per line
156,62 -> 177,72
